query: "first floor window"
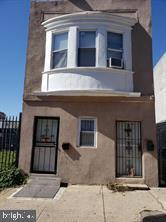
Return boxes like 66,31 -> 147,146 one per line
52,32 -> 68,68
78,31 -> 96,67
79,118 -> 96,147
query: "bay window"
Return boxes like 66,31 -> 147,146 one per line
78,31 -> 96,67
52,32 -> 68,68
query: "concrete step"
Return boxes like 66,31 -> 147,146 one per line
29,174 -> 61,186
30,173 -> 58,177
14,174 -> 62,198
122,184 -> 149,190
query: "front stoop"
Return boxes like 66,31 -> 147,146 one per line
14,174 -> 61,198
124,184 -> 150,190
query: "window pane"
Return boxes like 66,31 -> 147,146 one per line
53,33 -> 68,51
107,50 -> 122,60
78,48 -> 96,66
79,31 -> 96,48
81,119 -> 95,131
80,132 -> 94,146
52,50 -> 67,68
107,32 -> 123,50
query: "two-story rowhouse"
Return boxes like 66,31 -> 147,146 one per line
19,0 -> 158,186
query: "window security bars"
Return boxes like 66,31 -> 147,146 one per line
116,121 -> 142,177
0,114 -> 21,171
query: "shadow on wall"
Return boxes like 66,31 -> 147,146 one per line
68,0 -> 93,11
132,23 -> 153,95
63,144 -> 81,161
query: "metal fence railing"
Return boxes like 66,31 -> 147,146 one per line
0,113 -> 22,171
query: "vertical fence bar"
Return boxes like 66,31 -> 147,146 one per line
8,116 -> 12,167
15,113 -> 22,167
11,116 -> 15,167
0,118 -> 4,171
2,118 -> 7,170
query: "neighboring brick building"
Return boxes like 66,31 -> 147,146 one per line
19,0 -> 158,186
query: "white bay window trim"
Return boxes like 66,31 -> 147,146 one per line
96,27 -> 107,67
41,11 -> 137,94
44,31 -> 52,72
123,30 -> 132,71
42,12 -> 135,72
67,26 -> 78,68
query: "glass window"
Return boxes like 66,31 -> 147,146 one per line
107,32 -> 123,67
79,118 -> 96,147
52,32 -> 68,69
78,31 -> 96,67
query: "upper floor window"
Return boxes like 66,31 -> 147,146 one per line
52,32 -> 68,69
107,32 -> 123,68
43,12 -> 135,73
78,31 -> 96,67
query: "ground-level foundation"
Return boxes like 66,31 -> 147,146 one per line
19,96 -> 158,187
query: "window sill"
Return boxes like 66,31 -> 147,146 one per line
77,146 -> 97,149
43,67 -> 133,75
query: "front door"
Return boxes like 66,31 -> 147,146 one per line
158,122 -> 166,186
116,121 -> 142,177
31,117 -> 59,173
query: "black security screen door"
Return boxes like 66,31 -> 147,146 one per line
157,122 -> 166,186
31,117 -> 59,173
116,121 -> 142,177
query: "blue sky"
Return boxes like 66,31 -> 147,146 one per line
0,0 -> 165,116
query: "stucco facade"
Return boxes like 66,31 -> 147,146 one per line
19,0 -> 158,186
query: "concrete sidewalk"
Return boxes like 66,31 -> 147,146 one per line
0,185 -> 166,222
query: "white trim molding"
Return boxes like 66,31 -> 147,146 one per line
42,11 -> 137,30
33,90 -> 141,97
41,67 -> 135,94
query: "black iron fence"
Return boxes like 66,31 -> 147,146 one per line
0,113 -> 22,171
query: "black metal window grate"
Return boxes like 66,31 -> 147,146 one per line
116,121 -> 142,177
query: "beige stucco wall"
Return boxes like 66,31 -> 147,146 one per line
19,0 -> 158,187
19,97 -> 158,187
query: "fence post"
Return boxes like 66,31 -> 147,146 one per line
15,113 -> 22,168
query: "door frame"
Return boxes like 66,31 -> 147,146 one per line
30,116 -> 60,174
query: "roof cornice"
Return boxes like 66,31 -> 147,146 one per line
42,11 -> 137,30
